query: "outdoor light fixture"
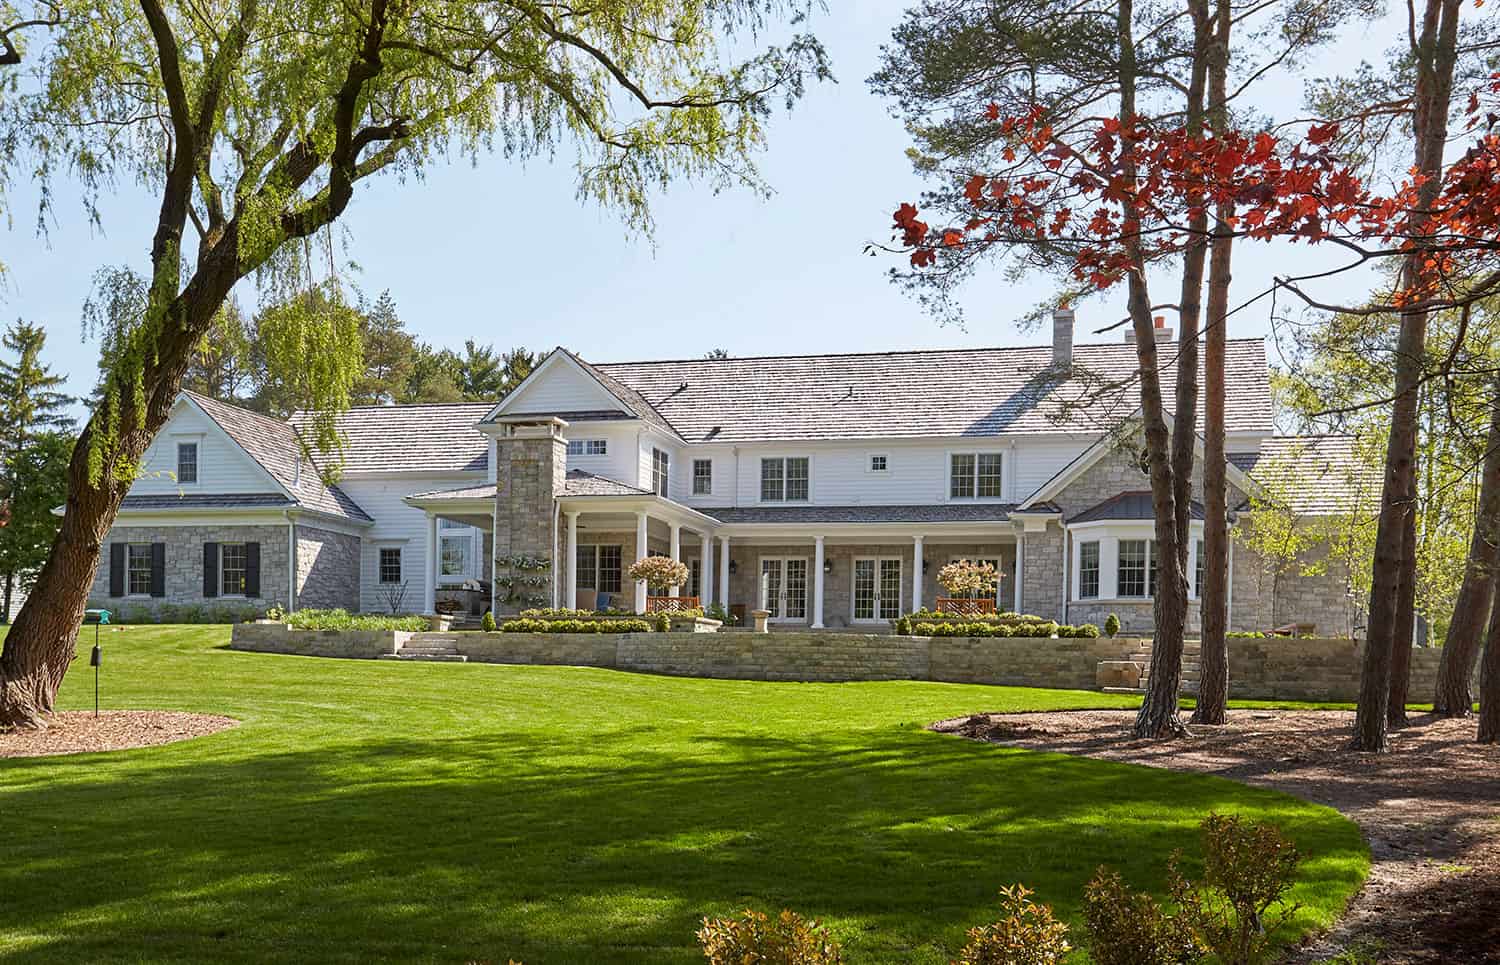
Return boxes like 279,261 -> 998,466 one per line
84,609 -> 111,718
728,559 -> 738,574
922,560 -> 930,574
823,558 -> 834,575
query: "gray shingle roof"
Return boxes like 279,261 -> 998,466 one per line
289,402 -> 492,474
121,493 -> 294,510
406,483 -> 498,501
562,469 -> 653,497
561,350 -> 683,439
1238,435 -> 1375,515
1070,490 -> 1204,524
705,504 -> 1016,524
592,338 -> 1273,443
186,392 -> 371,522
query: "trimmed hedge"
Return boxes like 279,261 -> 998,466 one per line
903,608 -> 1050,625
520,607 -> 642,618
910,620 -> 1101,639
501,618 -> 654,634
287,609 -> 428,632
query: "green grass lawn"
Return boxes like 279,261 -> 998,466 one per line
0,626 -> 1367,963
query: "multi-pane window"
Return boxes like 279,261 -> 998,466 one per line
576,545 -> 623,595
760,457 -> 810,502
1194,539 -> 1205,598
127,543 -> 153,596
692,458 -> 713,495
379,547 -> 403,584
689,558 -> 702,599
1079,541 -> 1100,599
950,452 -> 1003,499
221,542 -> 248,596
566,439 -> 607,456
177,442 -> 198,483
439,521 -> 472,579
869,454 -> 888,472
1118,539 -> 1151,597
652,448 -> 670,496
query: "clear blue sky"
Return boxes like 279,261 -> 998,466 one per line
4,2 -> 1404,420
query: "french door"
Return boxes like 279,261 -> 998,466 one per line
852,557 -> 903,622
759,557 -> 809,622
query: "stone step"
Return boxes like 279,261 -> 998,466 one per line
377,652 -> 468,663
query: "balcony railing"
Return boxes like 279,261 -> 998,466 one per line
935,597 -> 997,617
646,595 -> 701,613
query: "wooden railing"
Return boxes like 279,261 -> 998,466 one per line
647,596 -> 701,613
935,597 -> 997,617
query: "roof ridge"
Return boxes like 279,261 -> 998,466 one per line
592,338 -> 1268,369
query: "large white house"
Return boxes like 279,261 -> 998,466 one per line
88,311 -> 1367,634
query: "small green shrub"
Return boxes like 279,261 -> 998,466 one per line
1083,868 -> 1197,965
481,611 -> 497,632
892,616 -> 913,635
956,884 -> 1072,965
654,612 -> 671,633
1104,613 -> 1121,637
697,908 -> 843,964
1170,813 -> 1301,965
705,602 -> 737,625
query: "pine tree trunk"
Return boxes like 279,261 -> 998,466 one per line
1389,498 -> 1418,727
1435,388 -> 1500,715
1475,573 -> 1500,742
1352,0 -> 1461,752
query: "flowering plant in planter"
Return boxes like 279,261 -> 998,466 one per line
937,559 -> 1000,598
626,556 -> 691,592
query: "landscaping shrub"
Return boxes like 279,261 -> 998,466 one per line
904,608 -> 1049,625
481,612 -> 496,633
654,613 -> 671,633
956,884 -> 1072,965
697,909 -> 843,964
286,609 -> 427,632
706,602 -> 738,626
910,620 -> 1083,638
892,616 -> 913,635
1083,869 -> 1197,965
500,618 -> 652,634
520,607 -> 641,618
100,602 -> 258,625
1104,613 -> 1121,637
1169,814 -> 1301,965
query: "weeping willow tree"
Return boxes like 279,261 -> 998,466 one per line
0,0 -> 828,727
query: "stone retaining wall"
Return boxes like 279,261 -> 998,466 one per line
229,624 -> 1471,703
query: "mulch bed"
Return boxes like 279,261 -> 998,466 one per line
0,711 -> 238,758
932,710 -> 1500,964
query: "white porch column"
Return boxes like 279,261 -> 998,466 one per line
912,535 -> 924,614
719,535 -> 731,611
700,533 -> 713,606
812,536 -> 826,628
634,510 -> 649,614
669,523 -> 682,596
565,511 -> 580,610
424,511 -> 438,614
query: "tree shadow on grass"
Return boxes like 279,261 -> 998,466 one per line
0,726 -> 1365,964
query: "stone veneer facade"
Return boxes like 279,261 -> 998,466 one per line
91,524 -> 290,617
293,525 -> 361,611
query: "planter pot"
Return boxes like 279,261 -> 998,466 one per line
427,614 -> 454,632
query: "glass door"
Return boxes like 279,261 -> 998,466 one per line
759,557 -> 809,621
853,557 -> 902,622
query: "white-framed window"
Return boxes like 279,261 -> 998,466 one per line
1194,538 -> 1205,598
567,439 -> 608,456
127,543 -> 154,596
220,542 -> 248,596
576,544 -> 622,594
692,458 -> 713,495
1118,539 -> 1158,598
1079,540 -> 1100,599
868,453 -> 889,473
176,442 -> 198,484
379,547 -> 403,584
760,456 -> 810,502
439,519 -> 474,580
690,558 -> 702,599
652,448 -> 670,497
949,452 -> 1003,499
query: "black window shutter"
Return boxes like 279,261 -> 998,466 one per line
203,542 -> 219,599
245,542 -> 261,598
109,544 -> 125,597
150,543 -> 166,598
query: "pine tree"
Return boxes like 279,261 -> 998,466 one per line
354,291 -> 416,405
182,300 -> 255,403
0,322 -> 76,623
400,344 -> 464,403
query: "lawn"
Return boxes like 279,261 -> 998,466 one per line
0,625 -> 1367,963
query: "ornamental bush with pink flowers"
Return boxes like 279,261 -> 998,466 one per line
937,559 -> 1001,598
627,556 -> 691,591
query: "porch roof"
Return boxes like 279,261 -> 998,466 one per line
1070,491 -> 1204,524
703,504 -> 1020,525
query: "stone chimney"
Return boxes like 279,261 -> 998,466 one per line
1051,306 -> 1075,369
1124,315 -> 1175,343
493,418 -> 568,611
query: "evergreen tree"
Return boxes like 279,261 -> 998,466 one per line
0,322 -> 76,623
354,291 -> 416,405
182,300 -> 255,403
400,344 -> 464,404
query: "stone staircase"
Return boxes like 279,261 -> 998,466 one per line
1100,639 -> 1201,695
377,633 -> 468,663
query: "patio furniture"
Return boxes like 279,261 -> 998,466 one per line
577,588 -> 598,611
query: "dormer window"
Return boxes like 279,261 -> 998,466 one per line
177,442 -> 198,484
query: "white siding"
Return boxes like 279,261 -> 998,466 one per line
502,356 -> 626,415
130,401 -> 279,496
339,475 -> 478,613
562,422 -> 641,486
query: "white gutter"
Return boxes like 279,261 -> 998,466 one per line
285,511 -> 298,611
